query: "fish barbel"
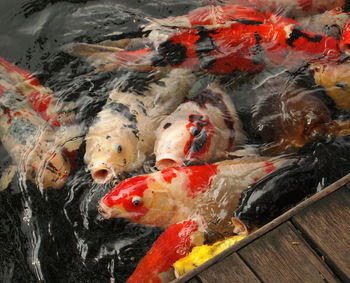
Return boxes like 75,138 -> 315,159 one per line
154,83 -> 246,170
84,68 -> 195,183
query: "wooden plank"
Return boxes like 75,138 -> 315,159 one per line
238,222 -> 338,283
174,173 -> 350,283
174,173 -> 350,282
195,253 -> 261,283
292,187 -> 350,281
185,278 -> 201,283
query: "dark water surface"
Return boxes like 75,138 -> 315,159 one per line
0,1 -> 200,282
2,1 -> 350,283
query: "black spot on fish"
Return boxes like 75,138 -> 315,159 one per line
163,123 -> 172,129
106,135 -> 111,139
199,56 -> 216,70
192,89 -> 235,148
286,26 -> 323,47
195,28 -> 218,70
9,117 -> 37,145
107,102 -> 138,135
195,28 -> 217,54
123,158 -> 127,165
151,40 -> 187,67
137,104 -> 147,115
235,19 -> 263,25
190,129 -> 208,153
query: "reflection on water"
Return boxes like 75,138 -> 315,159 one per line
0,0 -> 197,282
2,0 -> 350,282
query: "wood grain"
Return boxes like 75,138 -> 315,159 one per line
195,253 -> 261,283
238,222 -> 338,283
292,187 -> 350,281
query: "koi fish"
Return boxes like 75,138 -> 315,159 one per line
312,62 -> 350,110
296,7 -> 350,39
98,156 -> 289,282
0,56 -> 75,127
0,57 -> 82,190
154,83 -> 245,170
84,68 -> 195,183
69,5 -> 342,75
226,0 -> 349,17
248,71 -> 350,154
234,135 -> 350,228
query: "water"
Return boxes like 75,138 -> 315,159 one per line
0,1 -> 199,282
2,1 -> 350,282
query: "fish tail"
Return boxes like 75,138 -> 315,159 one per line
126,218 -> 204,283
332,120 -> 350,137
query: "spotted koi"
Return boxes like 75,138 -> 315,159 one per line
154,84 -> 245,170
84,68 -> 195,183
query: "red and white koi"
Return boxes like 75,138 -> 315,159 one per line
154,83 -> 245,170
84,69 -> 195,183
0,56 -> 75,127
0,57 -> 82,190
70,4 -> 345,75
225,0 -> 348,17
99,156 -> 289,282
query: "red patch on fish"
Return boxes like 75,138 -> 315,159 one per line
102,175 -> 154,219
126,219 -> 199,283
298,0 -> 313,11
161,168 -> 178,184
264,160 -> 277,174
177,163 -> 218,198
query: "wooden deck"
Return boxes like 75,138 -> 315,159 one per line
174,173 -> 350,283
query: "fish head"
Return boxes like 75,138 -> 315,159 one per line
85,123 -> 139,183
155,113 -> 214,170
25,145 -> 71,190
98,173 -> 176,227
312,62 -> 350,111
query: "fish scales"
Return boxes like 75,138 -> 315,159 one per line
84,68 -> 196,183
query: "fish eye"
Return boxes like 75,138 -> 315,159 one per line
335,81 -> 347,89
190,126 -> 200,136
115,144 -> 122,153
163,122 -> 172,129
132,196 -> 143,206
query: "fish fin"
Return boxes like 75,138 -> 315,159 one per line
126,218 -> 204,283
143,16 -> 191,31
231,217 -> 249,236
0,164 -> 17,191
226,146 -> 260,158
67,43 -> 153,72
